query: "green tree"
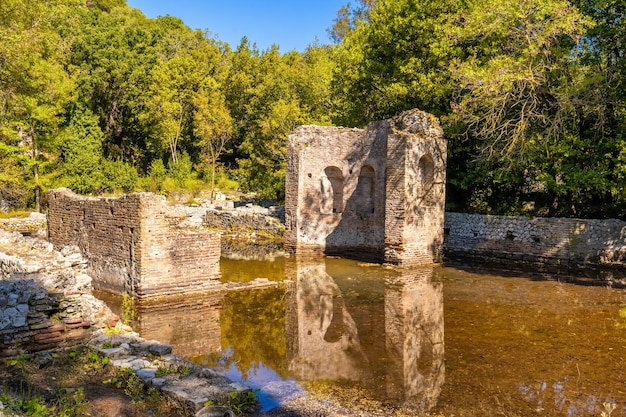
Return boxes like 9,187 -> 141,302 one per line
448,0 -> 626,216
68,6 -> 164,165
193,83 -> 233,201
331,0 -> 462,127
60,108 -> 107,193
0,0 -> 78,210
225,40 -> 334,201
142,27 -> 226,166
328,0 -> 377,43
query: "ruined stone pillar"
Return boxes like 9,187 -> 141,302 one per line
384,110 -> 447,265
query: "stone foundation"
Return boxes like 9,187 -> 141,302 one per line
47,189 -> 221,298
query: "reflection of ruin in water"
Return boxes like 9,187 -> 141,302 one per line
125,258 -> 444,412
286,260 -> 444,413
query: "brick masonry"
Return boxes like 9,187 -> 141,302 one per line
444,212 -> 626,269
285,109 -> 447,265
47,188 -> 221,298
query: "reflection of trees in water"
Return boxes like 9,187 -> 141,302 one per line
220,287 -> 287,380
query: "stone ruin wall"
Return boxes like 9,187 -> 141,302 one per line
285,109 -> 447,265
285,124 -> 389,261
0,279 -> 112,358
383,112 -> 447,265
0,231 -> 119,357
48,188 -> 221,298
444,213 -> 626,270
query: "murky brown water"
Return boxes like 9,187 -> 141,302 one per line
103,258 -> 626,416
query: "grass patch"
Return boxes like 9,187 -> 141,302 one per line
0,347 -> 184,417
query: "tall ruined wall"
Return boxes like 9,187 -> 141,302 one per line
285,124 -> 388,261
48,189 -> 143,294
384,111 -> 447,265
48,189 -> 221,298
285,109 -> 447,265
444,213 -> 626,269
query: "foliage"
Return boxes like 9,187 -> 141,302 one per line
121,292 -> 137,325
225,40 -> 334,201
0,0 -> 624,216
331,0 -> 462,126
203,389 -> 259,415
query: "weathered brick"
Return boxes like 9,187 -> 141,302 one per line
48,189 -> 222,298
285,109 -> 447,265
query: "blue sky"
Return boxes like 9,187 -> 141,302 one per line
125,0 -> 347,52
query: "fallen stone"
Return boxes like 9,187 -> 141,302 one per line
135,368 -> 157,380
96,346 -> 130,359
131,340 -> 172,356
150,377 -> 166,388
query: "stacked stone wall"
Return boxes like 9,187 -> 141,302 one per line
48,189 -> 221,298
0,230 -> 118,357
444,213 -> 626,269
383,132 -> 407,264
0,280 -> 105,357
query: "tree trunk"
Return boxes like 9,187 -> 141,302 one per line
31,131 -> 40,212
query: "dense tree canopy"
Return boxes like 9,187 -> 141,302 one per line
0,0 -> 623,218
333,0 -> 626,218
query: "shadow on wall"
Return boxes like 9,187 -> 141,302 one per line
323,123 -> 389,261
302,109 -> 448,264
291,123 -> 388,261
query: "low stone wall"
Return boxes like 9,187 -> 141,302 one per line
204,208 -> 284,260
204,208 -> 284,236
47,189 -> 221,298
0,212 -> 46,237
0,280 -> 106,357
444,212 -> 626,270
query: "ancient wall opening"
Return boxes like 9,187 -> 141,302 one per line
286,109 -> 447,265
321,166 -> 344,214
355,165 -> 375,217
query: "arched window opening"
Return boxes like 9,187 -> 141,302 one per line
418,155 -> 434,193
320,166 -> 344,214
356,165 -> 375,216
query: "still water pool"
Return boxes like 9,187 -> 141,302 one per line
115,258 -> 626,416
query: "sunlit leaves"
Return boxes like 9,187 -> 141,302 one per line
450,0 -> 592,159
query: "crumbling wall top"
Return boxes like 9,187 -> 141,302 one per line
389,109 -> 444,137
